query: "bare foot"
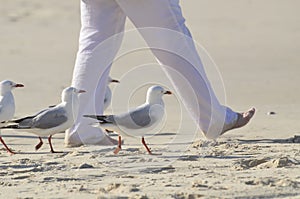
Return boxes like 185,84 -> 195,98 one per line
222,107 -> 256,135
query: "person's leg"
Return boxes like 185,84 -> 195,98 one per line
65,0 -> 126,146
116,0 -> 254,139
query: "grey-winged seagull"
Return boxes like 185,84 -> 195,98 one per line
1,87 -> 85,153
0,80 -> 24,154
85,85 -> 172,154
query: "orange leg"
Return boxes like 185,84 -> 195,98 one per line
48,135 -> 57,153
142,137 -> 152,154
113,135 -> 122,154
0,136 -> 15,155
35,137 -> 43,151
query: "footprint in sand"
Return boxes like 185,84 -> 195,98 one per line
178,155 -> 199,161
141,166 -> 175,174
99,183 -> 123,194
11,167 -> 41,174
172,192 -> 204,199
235,157 -> 299,170
245,178 -> 300,188
257,157 -> 299,169
11,174 -> 32,180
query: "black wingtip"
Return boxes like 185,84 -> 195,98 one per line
0,124 -> 20,129
83,115 -> 99,120
84,115 -> 113,124
10,116 -> 34,124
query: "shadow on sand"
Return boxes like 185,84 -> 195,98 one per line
237,135 -> 300,144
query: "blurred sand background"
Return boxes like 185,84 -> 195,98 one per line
0,0 -> 299,198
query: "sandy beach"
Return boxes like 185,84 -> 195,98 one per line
0,0 -> 299,198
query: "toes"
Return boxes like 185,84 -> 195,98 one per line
221,107 -> 255,135
235,108 -> 255,128
244,108 -> 256,119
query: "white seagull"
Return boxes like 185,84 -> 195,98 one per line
0,80 -> 24,154
103,77 -> 119,111
1,87 -> 85,153
85,85 -> 172,154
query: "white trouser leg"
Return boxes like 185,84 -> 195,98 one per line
116,0 -> 237,139
65,0 -> 126,146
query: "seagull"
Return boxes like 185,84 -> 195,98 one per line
1,87 -> 85,153
0,80 -> 24,154
84,85 -> 172,154
103,77 -> 119,111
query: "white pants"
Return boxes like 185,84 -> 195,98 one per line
65,0 -> 237,146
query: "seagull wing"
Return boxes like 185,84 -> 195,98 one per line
85,105 -> 151,129
9,106 -> 52,125
113,104 -> 152,129
30,106 -> 68,129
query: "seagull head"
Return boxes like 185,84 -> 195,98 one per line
0,80 -> 24,95
146,85 -> 172,104
61,87 -> 86,102
107,76 -> 120,84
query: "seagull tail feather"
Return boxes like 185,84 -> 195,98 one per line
0,124 -> 20,129
10,116 -> 34,124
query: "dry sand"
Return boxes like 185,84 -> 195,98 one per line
0,0 -> 299,198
